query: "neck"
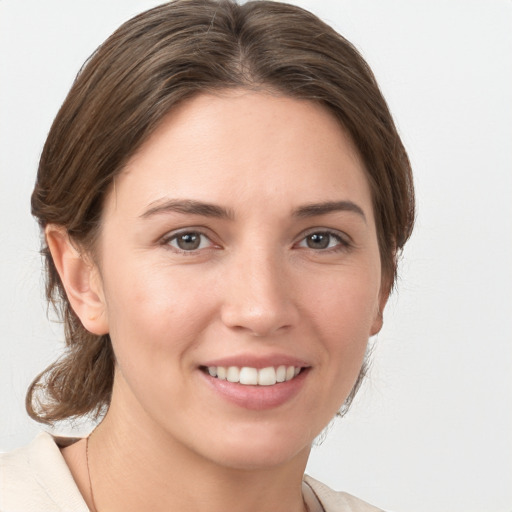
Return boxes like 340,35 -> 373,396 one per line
87,389 -> 311,512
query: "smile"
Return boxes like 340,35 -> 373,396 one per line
205,365 -> 302,386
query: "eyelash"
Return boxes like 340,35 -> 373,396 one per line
295,230 -> 351,253
161,230 -> 216,254
160,228 -> 351,254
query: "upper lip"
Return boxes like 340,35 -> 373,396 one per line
200,354 -> 310,369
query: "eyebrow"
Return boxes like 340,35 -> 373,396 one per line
293,201 -> 367,222
140,199 -> 234,220
140,198 -> 366,223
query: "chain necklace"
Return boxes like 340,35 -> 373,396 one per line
85,431 -> 99,512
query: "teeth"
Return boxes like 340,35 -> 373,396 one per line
258,367 -> 277,386
207,365 -> 302,386
276,365 -> 286,383
226,366 -> 240,383
239,367 -> 258,385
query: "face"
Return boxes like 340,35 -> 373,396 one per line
92,91 -> 386,470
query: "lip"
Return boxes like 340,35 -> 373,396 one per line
199,365 -> 310,411
201,355 -> 310,369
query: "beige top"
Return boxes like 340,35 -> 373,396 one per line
0,432 -> 383,512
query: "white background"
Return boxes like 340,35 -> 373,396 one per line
1,1 -> 511,511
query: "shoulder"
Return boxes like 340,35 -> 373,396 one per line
0,432 -> 89,512
304,475 -> 385,512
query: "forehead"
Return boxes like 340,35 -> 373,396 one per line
107,90 -> 373,219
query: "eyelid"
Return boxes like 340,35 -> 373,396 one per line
294,228 -> 352,250
160,227 -> 220,253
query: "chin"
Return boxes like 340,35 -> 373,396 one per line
192,422 -> 314,471
209,444 -> 310,472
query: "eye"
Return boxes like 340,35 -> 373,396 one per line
297,231 -> 347,251
165,231 -> 213,252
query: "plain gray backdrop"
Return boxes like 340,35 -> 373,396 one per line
1,1 -> 511,511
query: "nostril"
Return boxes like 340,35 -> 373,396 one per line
220,303 -> 298,337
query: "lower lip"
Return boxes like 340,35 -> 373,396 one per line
200,368 -> 309,410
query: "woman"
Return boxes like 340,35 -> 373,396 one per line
0,1 -> 414,511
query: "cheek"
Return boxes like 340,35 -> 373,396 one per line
304,266 -> 381,393
101,270 -> 209,417
101,262 -> 214,368
307,269 -> 382,337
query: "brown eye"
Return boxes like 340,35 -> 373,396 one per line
167,231 -> 210,251
297,231 -> 346,251
177,233 -> 200,250
306,233 -> 331,249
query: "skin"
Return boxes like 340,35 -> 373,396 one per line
51,90 -> 388,512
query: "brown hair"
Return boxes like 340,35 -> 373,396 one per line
27,0 -> 414,424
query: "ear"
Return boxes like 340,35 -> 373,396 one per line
45,225 -> 109,335
370,284 -> 391,336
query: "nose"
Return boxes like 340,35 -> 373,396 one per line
220,248 -> 300,337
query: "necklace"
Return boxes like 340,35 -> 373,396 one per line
85,432 -> 99,512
